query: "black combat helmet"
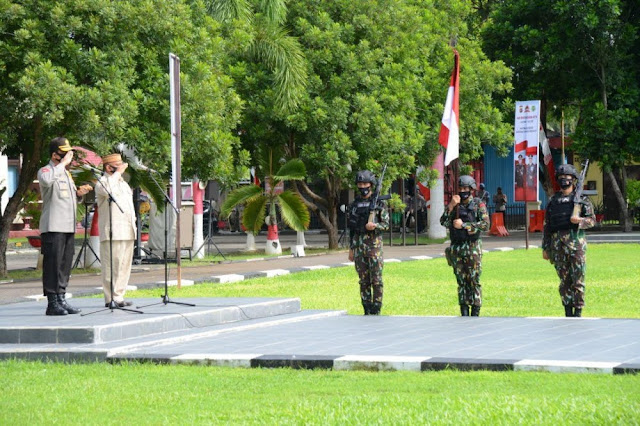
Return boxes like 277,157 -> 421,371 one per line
556,164 -> 578,179
459,175 -> 477,190
355,170 -> 376,186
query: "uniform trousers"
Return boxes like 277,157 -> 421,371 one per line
100,240 -> 134,303
41,232 -> 75,295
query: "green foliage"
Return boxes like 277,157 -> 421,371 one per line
627,180 -> 640,207
387,193 -> 406,212
221,155 -> 310,234
19,191 -> 42,229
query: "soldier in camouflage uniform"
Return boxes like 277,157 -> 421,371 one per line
348,170 -> 390,315
542,164 -> 595,317
440,175 -> 490,316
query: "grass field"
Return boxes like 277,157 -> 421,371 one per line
2,244 -> 639,424
129,243 -> 640,318
1,362 -> 639,424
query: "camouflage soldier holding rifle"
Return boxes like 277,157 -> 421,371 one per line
441,175 -> 490,316
542,163 -> 595,317
348,169 -> 390,315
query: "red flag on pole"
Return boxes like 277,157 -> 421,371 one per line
438,50 -> 460,167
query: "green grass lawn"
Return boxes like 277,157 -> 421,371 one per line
1,362 -> 638,424
2,244 -> 639,424
130,243 -> 640,318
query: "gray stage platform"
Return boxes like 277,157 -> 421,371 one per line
1,298 -> 639,374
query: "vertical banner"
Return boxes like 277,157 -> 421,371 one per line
514,100 -> 540,202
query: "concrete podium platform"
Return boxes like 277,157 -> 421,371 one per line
1,298 -> 639,374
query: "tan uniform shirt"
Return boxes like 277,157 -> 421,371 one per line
95,172 -> 136,242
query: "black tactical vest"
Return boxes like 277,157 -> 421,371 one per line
450,199 -> 481,243
348,199 -> 372,233
547,193 -> 579,232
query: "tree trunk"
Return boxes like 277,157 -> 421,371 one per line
606,168 -> 632,232
294,179 -> 341,250
0,123 -> 44,278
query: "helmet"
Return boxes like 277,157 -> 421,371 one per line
556,164 -> 578,179
355,170 -> 376,186
479,183 -> 485,190
458,175 -> 477,190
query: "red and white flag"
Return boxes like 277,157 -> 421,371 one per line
438,50 -> 460,167
539,123 -> 559,192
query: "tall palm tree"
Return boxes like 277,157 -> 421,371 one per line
205,0 -> 307,113
221,150 -> 309,254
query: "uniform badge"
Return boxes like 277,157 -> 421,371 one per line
41,167 -> 50,173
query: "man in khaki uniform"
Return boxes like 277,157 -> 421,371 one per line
95,153 -> 137,307
38,137 -> 93,315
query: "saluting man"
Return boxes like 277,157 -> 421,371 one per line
348,170 -> 390,315
441,175 -> 490,316
542,164 -> 595,317
38,137 -> 93,316
95,153 -> 137,307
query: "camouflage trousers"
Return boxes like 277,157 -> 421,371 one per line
354,250 -> 384,309
550,236 -> 587,308
447,240 -> 483,307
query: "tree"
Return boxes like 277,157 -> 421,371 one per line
221,151 -> 309,254
0,0 -> 245,277
483,0 -> 640,230
234,0 -> 513,248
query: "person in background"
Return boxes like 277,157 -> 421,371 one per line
478,183 -> 490,207
493,187 -> 507,219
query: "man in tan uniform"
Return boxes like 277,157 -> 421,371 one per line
95,153 -> 137,307
38,137 -> 93,315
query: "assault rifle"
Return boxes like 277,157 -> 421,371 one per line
368,164 -> 391,224
572,159 -> 589,218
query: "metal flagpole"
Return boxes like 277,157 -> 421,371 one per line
170,53 -> 182,288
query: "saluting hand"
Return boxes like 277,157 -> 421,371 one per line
116,163 -> 128,175
61,151 -> 74,167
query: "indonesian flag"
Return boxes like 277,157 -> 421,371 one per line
438,50 -> 460,167
539,123 -> 559,191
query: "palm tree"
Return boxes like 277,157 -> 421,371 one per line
221,151 -> 309,254
205,0 -> 307,113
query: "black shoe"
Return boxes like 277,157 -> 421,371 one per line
57,294 -> 81,314
564,305 -> 573,317
573,308 -> 582,317
460,305 -> 470,316
46,294 -> 68,316
105,300 -> 133,308
471,306 -> 481,317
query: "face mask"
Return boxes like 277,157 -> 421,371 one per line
359,187 -> 371,197
459,191 -> 471,201
559,178 -> 572,189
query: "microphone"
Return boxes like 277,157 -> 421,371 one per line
81,164 -> 103,175
134,162 -> 158,174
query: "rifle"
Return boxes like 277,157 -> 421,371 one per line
368,164 -> 391,224
572,159 -> 590,218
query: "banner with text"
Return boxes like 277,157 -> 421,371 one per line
514,100 -> 540,202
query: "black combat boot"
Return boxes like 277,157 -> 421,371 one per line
362,303 -> 372,315
573,307 -> 582,317
57,293 -> 81,314
45,293 -> 68,316
460,305 -> 470,316
370,302 -> 382,315
471,306 -> 481,317
564,305 -> 573,317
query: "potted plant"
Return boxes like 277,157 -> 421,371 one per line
593,201 -> 605,223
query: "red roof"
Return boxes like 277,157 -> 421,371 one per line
73,147 -> 102,167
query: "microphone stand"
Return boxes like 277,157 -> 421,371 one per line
83,172 -> 143,315
138,170 -> 195,308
